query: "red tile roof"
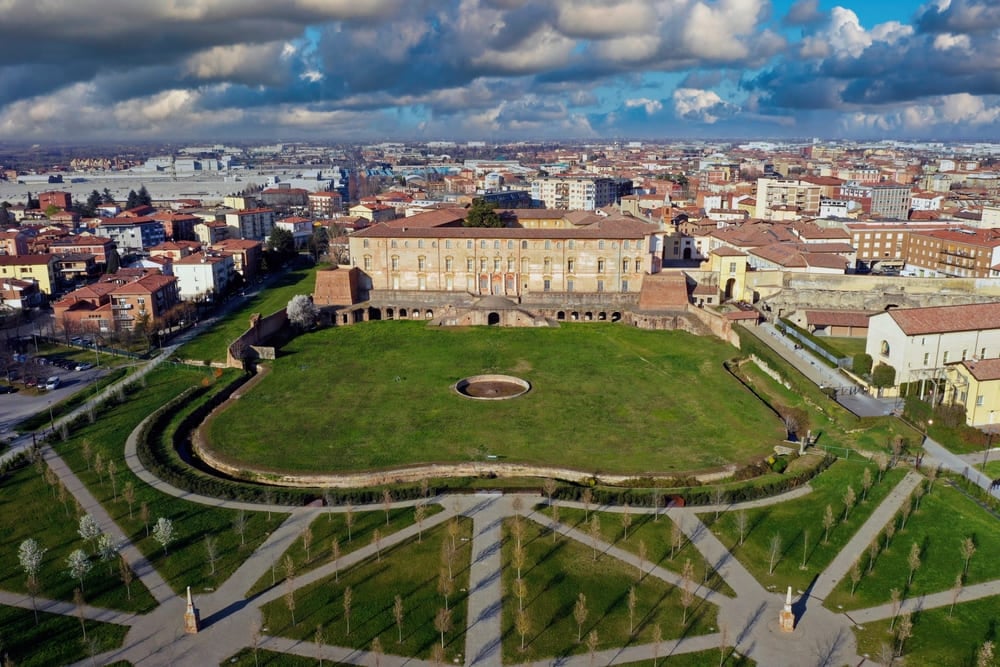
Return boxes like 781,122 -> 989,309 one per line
804,310 -> 873,328
887,302 -> 1000,335
960,358 -> 1000,382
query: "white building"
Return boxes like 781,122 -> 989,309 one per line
172,252 -> 234,301
224,209 -> 275,241
819,199 -> 850,218
530,176 -> 630,211
866,303 -> 1000,388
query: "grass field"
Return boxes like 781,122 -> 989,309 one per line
853,595 -> 1000,667
175,265 -> 319,363
261,518 -> 472,663
0,604 -> 128,667
50,365 -> 288,594
500,518 -> 718,663
706,460 -> 907,592
825,481 -> 1000,610
206,321 -> 783,475
823,337 -> 868,360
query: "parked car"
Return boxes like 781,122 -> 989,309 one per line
44,376 -> 61,390
0,385 -> 15,394
74,362 -> 93,372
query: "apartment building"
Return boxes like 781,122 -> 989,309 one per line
308,191 -> 343,218
839,182 -> 912,220
53,273 -> 179,333
755,178 -> 821,219
173,252 -> 235,301
224,208 -> 275,241
904,228 -> 1000,278
530,176 -> 633,211
0,254 -> 57,294
98,217 -> 167,253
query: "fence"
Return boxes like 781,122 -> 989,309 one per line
775,319 -> 848,368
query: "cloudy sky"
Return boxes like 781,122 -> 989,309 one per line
1,0 -> 998,142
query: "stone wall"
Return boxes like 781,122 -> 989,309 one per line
314,265 -> 359,306
226,308 -> 288,368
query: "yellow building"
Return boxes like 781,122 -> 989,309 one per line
0,254 -> 57,295
946,358 -> 1000,428
348,209 -> 657,298
701,247 -> 748,303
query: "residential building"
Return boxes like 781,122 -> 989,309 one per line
275,216 -> 313,249
904,228 -> 1000,278
53,253 -> 99,284
866,302 -> 1000,388
946,359 -> 1000,428
224,208 -> 274,241
349,203 -> 397,224
261,187 -> 309,209
173,252 -> 235,301
38,191 -> 71,210
0,279 -> 42,309
0,231 -> 29,255
98,217 -> 166,253
108,274 -> 180,330
212,238 -> 262,282
530,176 -> 633,211
194,221 -> 229,245
308,191 -> 343,218
0,254 -> 57,294
53,273 -> 179,333
839,182 -> 912,220
148,241 -> 202,262
755,178 -> 821,219
151,211 -> 200,241
50,235 -> 117,267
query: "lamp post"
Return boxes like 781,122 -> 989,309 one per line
984,431 -> 994,470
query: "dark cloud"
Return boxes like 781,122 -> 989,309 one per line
915,0 -> 1000,34
783,0 -> 826,27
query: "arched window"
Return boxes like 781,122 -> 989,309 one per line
880,340 -> 890,356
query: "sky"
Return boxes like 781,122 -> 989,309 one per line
1,0 -> 999,143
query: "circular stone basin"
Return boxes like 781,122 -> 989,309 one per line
453,374 -> 531,400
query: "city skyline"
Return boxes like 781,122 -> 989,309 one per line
1,0 -> 998,142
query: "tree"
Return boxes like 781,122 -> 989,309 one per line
74,587 -> 87,641
119,553 -> 133,601
78,514 -> 103,555
18,539 -> 46,624
853,353 -> 873,376
978,641 -> 995,667
331,538 -> 340,583
907,542 -> 921,586
681,559 -> 695,625
768,533 -> 782,575
627,585 -> 637,635
850,560 -> 862,597
415,504 -> 426,542
152,517 -> 174,555
872,364 -> 897,394
543,478 -> 557,505
950,572 -> 963,617
393,594 -> 405,643
137,185 -> 152,207
621,504 -> 632,540
125,190 -> 140,210
434,607 -> 452,648
515,608 -> 530,652
888,588 -> 902,631
861,467 -> 873,502
438,566 -> 454,610
895,613 -> 912,657
122,482 -> 136,520
588,514 -> 601,562
463,199 -> 503,228
961,537 -> 977,576
267,227 -> 295,256
205,535 -> 219,576
301,525 -> 313,562
286,294 -> 318,330
67,549 -> 92,593
96,534 -> 118,574
343,586 -> 353,635
573,592 -> 588,641
735,510 -> 749,546
284,577 -> 296,626
843,485 -> 857,521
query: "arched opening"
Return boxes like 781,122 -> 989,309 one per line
386,308 -> 394,320
368,307 -> 382,321
341,313 -> 349,324
352,309 -> 364,323
556,311 -> 566,321
584,312 -> 593,321
880,340 -> 890,356
683,247 -> 692,260
571,311 -> 580,321
598,312 -> 607,321
488,312 -> 500,326
425,310 -> 434,319
611,311 -> 622,322
399,308 -> 408,318
724,278 -> 736,301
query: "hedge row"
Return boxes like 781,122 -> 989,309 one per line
551,454 -> 836,507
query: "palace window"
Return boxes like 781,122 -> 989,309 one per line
391,256 -> 399,271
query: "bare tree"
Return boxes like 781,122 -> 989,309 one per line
264,489 -> 276,521
551,503 -> 560,544
82,440 -> 93,471
653,489 -> 663,522
888,588 -> 902,631
637,540 -> 648,580
438,566 -> 454,610
382,489 -> 392,525
343,586 -> 353,635
574,592 -> 588,641
512,496 -> 524,517
512,542 -> 526,580
670,522 -> 684,560
627,585 -> 637,635
515,608 -> 530,652
431,643 -> 445,667
950,572 -> 963,617
93,453 -> 105,487
850,560 -> 862,597
652,624 -> 662,667
434,607 -> 452,648
718,623 -> 729,667
107,459 -> 118,500
878,642 -> 895,667
586,629 -> 599,666
907,542 -> 921,586
884,520 -> 897,550
713,487 -> 726,520
895,613 -> 912,658
232,510 -> 249,548
118,554 -> 133,601
621,503 -> 632,541
514,577 -> 527,612
768,533 -> 782,575
421,478 -> 430,500
822,504 -> 834,544
250,618 -> 262,667
345,504 -> 355,541
373,528 -> 382,562
140,502 -> 150,537
961,537 -> 977,576
122,481 -> 135,520
543,478 -> 557,505
875,452 -> 889,483
284,577 -> 296,626
415,504 -> 426,542
868,540 -> 880,574
204,535 -> 219,576
511,515 -> 525,551
331,538 -> 340,583
447,517 -> 460,552
588,515 -> 601,562
977,640 -> 995,667
315,624 -> 325,667
843,485 -> 857,522
926,464 -> 940,493
861,467 -> 872,501
735,510 -> 749,546
283,554 -> 295,583
681,559 -> 695,625
301,525 -> 313,562
74,587 -> 87,641
370,637 -> 383,667
913,484 -> 926,511
581,488 -> 593,522
900,502 -> 912,530
394,594 -> 404,643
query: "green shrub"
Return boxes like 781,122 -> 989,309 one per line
852,353 -> 873,376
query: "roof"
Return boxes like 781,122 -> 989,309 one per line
711,246 -> 746,257
384,209 -> 466,229
213,239 -> 261,250
113,274 -> 175,294
959,358 -> 1000,382
174,252 -> 231,265
884,302 -> 1000,336
804,310 -> 873,328
911,228 -> 1000,247
0,254 -> 53,266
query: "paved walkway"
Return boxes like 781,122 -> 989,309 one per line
465,493 -> 506,666
849,579 -> 1000,624
923,437 -> 1000,500
810,470 -> 923,601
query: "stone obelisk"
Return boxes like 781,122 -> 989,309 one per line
779,586 -> 795,632
184,586 -> 200,634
